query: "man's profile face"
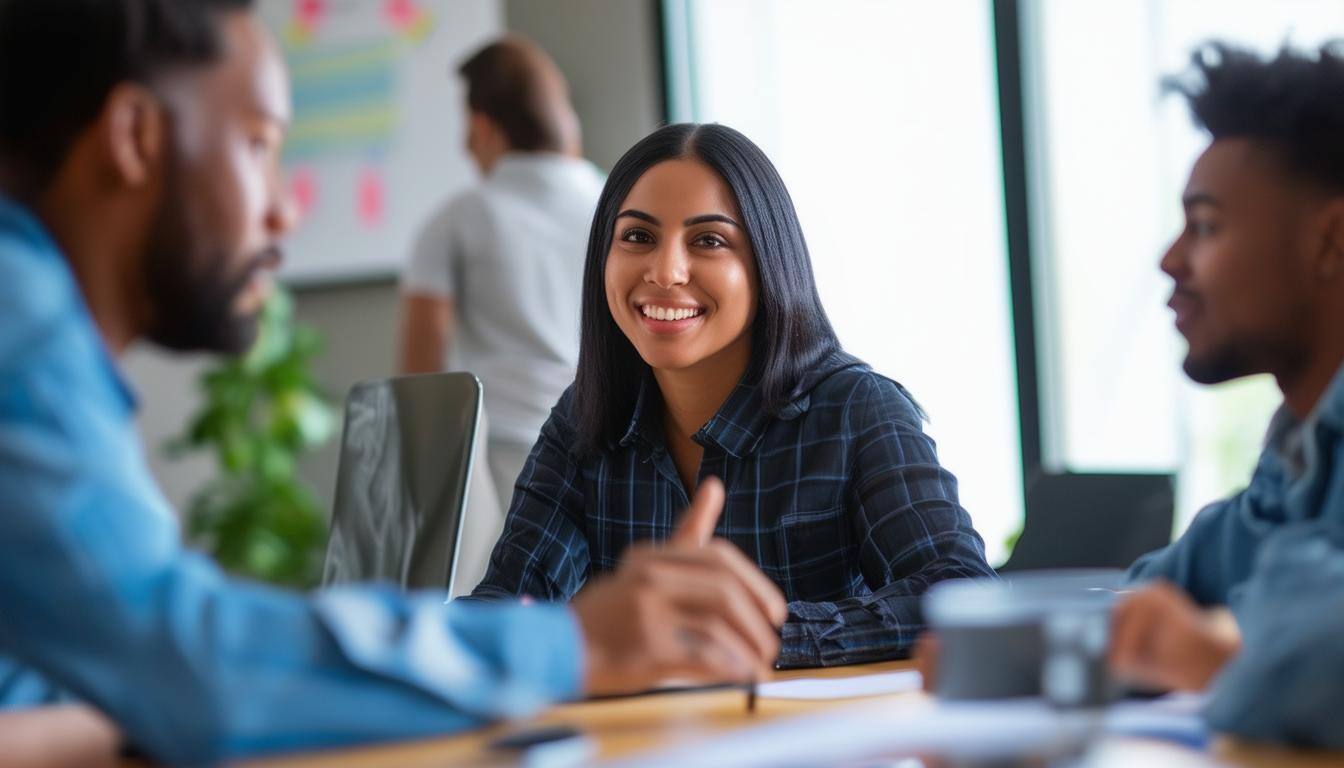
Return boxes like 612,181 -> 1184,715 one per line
143,12 -> 295,354
1160,139 -> 1320,385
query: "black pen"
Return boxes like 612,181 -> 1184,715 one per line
584,681 -> 749,702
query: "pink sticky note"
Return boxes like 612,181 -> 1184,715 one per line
357,169 -> 385,228
290,167 -> 317,220
295,0 -> 325,29
383,0 -> 419,30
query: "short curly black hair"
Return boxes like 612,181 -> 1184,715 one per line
0,0 -> 254,194
1166,41 -> 1344,193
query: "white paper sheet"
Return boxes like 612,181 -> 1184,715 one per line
1104,692 -> 1209,748
756,669 -> 924,700
603,694 -> 1213,768
601,698 -> 1095,768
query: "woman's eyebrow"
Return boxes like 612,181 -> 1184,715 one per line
684,213 -> 741,228
616,209 -> 660,225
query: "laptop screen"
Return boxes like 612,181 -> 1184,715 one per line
322,373 -> 481,595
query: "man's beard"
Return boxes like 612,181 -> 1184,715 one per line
142,182 -> 275,355
1182,326 -> 1306,387
1182,345 -> 1260,385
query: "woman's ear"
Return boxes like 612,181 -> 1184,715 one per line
99,83 -> 166,189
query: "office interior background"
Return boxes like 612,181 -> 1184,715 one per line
125,0 -> 1344,570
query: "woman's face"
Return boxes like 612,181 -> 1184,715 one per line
605,159 -> 759,376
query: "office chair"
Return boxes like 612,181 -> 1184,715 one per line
322,372 -> 481,595
998,472 -> 1175,572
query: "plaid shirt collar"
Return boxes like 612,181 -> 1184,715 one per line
618,356 -> 859,459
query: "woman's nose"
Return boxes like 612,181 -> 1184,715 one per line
646,242 -> 690,288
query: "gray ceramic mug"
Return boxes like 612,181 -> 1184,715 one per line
923,569 -> 1124,707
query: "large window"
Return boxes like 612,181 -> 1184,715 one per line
665,0 -> 1024,563
1023,0 -> 1344,527
664,1 -> 1344,562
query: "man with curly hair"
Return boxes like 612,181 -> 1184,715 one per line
1113,41 -> 1344,748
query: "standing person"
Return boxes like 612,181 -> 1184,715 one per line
399,37 -> 605,583
0,1 -> 785,764
471,123 -> 996,668
1098,42 -> 1344,747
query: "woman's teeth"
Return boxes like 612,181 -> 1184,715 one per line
641,305 -> 704,321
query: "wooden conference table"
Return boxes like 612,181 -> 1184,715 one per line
136,660 -> 1343,767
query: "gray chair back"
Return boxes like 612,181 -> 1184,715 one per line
999,472 -> 1174,572
322,373 -> 481,594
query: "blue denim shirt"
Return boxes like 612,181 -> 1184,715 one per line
472,356 -> 996,667
0,198 -> 581,765
1129,364 -> 1344,746
1202,524 -> 1344,748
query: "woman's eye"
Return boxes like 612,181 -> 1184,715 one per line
1190,220 -> 1217,238
620,228 -> 654,244
694,233 -> 728,249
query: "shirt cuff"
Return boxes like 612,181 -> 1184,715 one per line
314,587 -> 584,718
529,604 -> 585,703
777,614 -> 821,668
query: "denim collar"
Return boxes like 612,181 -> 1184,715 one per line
0,195 -> 137,413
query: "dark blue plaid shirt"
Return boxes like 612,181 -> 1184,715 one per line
471,352 -> 995,667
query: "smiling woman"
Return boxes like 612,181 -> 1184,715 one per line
469,123 -> 997,668
603,157 -> 759,491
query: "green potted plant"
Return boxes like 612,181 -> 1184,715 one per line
169,288 -> 336,588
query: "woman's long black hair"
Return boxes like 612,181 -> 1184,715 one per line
572,123 -> 843,454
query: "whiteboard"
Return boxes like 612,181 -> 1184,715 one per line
257,0 -> 503,284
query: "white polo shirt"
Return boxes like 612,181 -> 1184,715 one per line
402,152 -> 605,447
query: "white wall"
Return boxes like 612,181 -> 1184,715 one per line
504,0 -> 663,172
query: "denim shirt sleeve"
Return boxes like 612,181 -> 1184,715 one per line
779,376 -> 996,667
469,396 -> 590,602
1126,490 -> 1263,605
1203,525 -> 1344,748
0,230 -> 583,765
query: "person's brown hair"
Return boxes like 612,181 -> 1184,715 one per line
457,35 -> 577,153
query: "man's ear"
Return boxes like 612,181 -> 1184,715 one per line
472,111 -> 511,151
99,83 -> 165,189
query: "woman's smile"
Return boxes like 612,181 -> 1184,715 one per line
636,301 -> 707,334
605,159 -> 757,373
